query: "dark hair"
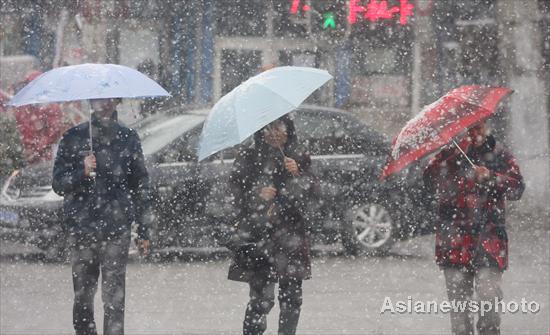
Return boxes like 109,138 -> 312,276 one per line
253,115 -> 297,155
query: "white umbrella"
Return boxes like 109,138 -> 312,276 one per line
198,66 -> 332,161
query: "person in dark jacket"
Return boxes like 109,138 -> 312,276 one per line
424,120 -> 524,335
227,115 -> 316,335
52,98 -> 151,335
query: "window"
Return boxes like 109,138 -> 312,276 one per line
221,49 -> 262,95
457,24 -> 499,84
139,114 -> 204,156
344,117 -> 390,156
220,147 -> 239,160
278,50 -> 318,67
295,112 -> 360,155
434,0 -> 499,87
273,0 -> 309,38
350,26 -> 413,76
215,0 -> 267,37
157,127 -> 201,163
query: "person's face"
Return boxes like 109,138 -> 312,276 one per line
90,98 -> 119,119
263,121 -> 288,149
468,121 -> 488,148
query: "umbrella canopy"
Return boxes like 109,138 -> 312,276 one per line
380,85 -> 513,180
8,63 -> 170,107
198,66 -> 332,161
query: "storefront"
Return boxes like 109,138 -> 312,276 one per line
433,0 -> 500,92
213,1 -> 318,100
211,0 -> 415,114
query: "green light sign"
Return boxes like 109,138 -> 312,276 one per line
323,12 -> 336,29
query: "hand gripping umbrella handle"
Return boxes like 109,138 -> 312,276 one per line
452,139 -> 489,189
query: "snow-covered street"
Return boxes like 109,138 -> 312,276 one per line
2,215 -> 548,335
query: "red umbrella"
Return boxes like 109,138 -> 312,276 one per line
381,85 -> 513,180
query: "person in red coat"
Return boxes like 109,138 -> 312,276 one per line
424,120 -> 524,335
12,71 -> 65,164
0,89 -> 24,176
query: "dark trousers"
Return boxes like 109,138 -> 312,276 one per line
444,267 -> 503,335
243,276 -> 303,335
70,234 -> 130,335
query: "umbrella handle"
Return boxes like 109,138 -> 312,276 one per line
452,139 -> 491,189
452,139 -> 475,168
279,147 -> 302,177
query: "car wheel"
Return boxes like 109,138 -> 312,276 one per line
341,201 -> 395,256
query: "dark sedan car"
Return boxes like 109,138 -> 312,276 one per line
0,105 -> 434,259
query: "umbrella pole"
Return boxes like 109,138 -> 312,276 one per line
278,147 -> 286,158
452,139 -> 475,168
88,109 -> 94,153
88,109 -> 96,178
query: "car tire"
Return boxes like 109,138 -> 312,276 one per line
341,200 -> 396,256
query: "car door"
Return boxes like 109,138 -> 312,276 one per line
293,109 -> 387,236
199,144 -> 239,224
294,109 -> 384,186
148,124 -> 212,248
340,114 -> 390,184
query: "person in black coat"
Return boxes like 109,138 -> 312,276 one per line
227,115 -> 317,335
52,98 -> 151,335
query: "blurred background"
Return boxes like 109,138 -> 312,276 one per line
0,2 -> 548,334
1,0 -> 548,214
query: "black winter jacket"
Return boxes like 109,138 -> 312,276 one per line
52,116 -> 150,240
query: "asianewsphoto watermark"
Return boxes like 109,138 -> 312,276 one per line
380,296 -> 541,316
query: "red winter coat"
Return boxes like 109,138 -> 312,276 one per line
14,103 -> 64,164
13,71 -> 65,164
423,136 -> 524,271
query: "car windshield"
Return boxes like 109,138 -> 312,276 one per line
137,114 -> 205,156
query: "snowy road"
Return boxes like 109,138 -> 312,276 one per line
1,218 -> 548,335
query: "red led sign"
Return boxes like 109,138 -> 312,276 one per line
290,0 -> 311,14
290,0 -> 414,26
